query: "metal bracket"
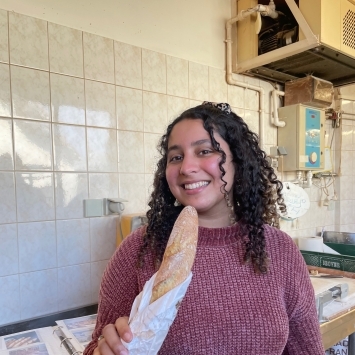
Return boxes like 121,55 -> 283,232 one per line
103,198 -> 128,216
316,283 -> 349,322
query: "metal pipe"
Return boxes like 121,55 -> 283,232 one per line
232,2 -> 279,22
225,17 -> 265,148
272,89 -> 286,127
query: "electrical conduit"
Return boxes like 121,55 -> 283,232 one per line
225,15 -> 266,148
225,9 -> 288,147
272,89 -> 286,127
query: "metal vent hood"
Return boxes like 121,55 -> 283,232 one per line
233,0 -> 355,87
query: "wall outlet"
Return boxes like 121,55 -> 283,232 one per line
84,199 -> 104,217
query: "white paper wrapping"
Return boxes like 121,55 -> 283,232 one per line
122,272 -> 192,355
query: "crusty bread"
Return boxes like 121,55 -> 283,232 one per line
150,206 -> 198,304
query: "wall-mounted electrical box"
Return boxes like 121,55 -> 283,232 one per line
83,198 -> 127,217
277,104 -> 325,171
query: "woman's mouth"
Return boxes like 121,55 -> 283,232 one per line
183,181 -> 209,190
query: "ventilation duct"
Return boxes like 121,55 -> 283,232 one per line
233,0 -> 355,86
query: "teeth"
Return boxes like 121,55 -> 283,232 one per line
184,181 -> 209,190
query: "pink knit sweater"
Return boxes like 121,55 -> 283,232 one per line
84,223 -> 324,355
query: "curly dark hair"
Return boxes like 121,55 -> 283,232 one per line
138,104 -> 285,274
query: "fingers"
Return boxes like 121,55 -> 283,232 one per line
98,321 -> 130,355
93,346 -> 101,355
97,338 -> 126,355
115,317 -> 132,343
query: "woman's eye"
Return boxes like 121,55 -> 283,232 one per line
169,155 -> 182,162
199,149 -> 212,155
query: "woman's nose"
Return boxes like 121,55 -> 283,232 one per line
179,156 -> 199,175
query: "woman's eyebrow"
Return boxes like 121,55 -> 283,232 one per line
167,144 -> 180,153
192,139 -> 211,146
167,139 -> 211,153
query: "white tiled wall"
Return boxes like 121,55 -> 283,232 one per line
0,8 -> 353,326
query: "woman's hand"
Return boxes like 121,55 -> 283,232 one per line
93,317 -> 133,355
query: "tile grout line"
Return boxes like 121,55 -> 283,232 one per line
6,11 -> 22,322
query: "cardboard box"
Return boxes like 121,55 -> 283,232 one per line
285,75 -> 334,108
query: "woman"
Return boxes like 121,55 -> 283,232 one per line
84,102 -> 324,355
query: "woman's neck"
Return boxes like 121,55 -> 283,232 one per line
198,214 -> 236,228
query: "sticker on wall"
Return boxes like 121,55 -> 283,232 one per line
279,182 -> 310,220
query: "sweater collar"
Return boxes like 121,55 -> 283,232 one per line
197,223 -> 243,247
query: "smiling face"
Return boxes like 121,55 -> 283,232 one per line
166,119 -> 235,226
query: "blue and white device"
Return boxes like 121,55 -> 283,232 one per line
277,104 -> 325,171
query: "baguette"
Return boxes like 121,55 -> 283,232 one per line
150,206 -> 199,304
